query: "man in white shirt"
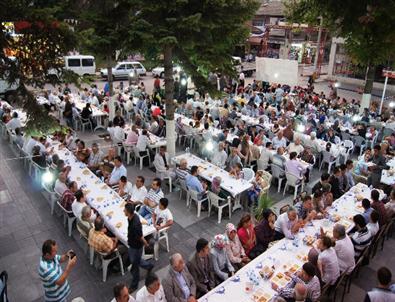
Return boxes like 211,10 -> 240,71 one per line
107,156 -> 127,186
113,124 -> 125,144
274,207 -> 300,240
285,152 -> 306,178
136,273 -> 167,302
332,224 -> 355,274
6,112 -> 22,130
139,178 -> 164,222
24,136 -> 38,155
258,142 -> 274,170
111,283 -> 136,302
287,137 -> 304,155
272,131 -> 287,149
367,210 -> 380,237
152,198 -> 174,231
54,172 -> 68,195
118,176 -> 134,198
211,142 -> 227,169
129,176 -> 148,205
153,146 -> 175,180
136,129 -> 150,153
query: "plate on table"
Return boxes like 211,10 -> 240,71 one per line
120,201 -> 127,208
284,263 -> 300,275
101,184 -> 108,190
76,177 -> 81,181
259,265 -> 274,279
106,211 -> 114,218
115,222 -> 122,228
303,235 -> 316,246
296,253 -> 308,262
83,189 -> 91,195
251,289 -> 271,302
96,197 -> 104,202
82,169 -> 90,176
271,272 -> 291,288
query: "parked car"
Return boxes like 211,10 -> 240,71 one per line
151,65 -> 181,78
100,61 -> 146,80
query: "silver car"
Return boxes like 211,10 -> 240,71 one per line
100,61 -> 146,80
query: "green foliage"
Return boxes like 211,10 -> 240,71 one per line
0,0 -> 77,134
254,193 -> 273,221
284,0 -> 395,69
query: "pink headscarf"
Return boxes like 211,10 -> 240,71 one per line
212,234 -> 228,250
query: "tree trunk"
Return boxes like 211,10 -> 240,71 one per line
106,55 -> 113,96
360,64 -> 375,113
164,44 -> 176,158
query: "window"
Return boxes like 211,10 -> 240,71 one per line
132,63 -> 142,69
82,58 -> 94,67
68,59 -> 80,67
125,64 -> 133,70
116,64 -> 125,70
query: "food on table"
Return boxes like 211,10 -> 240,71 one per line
83,189 -> 91,195
259,266 -> 274,279
303,235 -> 315,246
101,184 -> 107,190
288,264 -> 300,274
271,272 -> 291,287
356,194 -> 364,201
106,211 -> 114,218
96,197 -> 104,202
296,254 -> 308,262
115,222 -> 122,228
120,201 -> 126,208
251,289 -> 271,302
82,169 -> 90,175
332,214 -> 341,222
76,177 -> 81,181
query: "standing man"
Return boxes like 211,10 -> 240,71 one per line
38,239 -> 77,302
239,66 -> 245,87
124,203 -> 154,293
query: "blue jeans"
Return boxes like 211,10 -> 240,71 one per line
128,247 -> 153,288
138,206 -> 153,223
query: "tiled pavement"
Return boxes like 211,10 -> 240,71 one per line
0,131 -> 394,302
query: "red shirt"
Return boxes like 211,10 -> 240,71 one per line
154,78 -> 160,89
152,107 -> 161,117
61,189 -> 75,212
237,225 -> 256,256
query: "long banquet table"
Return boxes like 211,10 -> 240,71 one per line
53,142 -> 156,245
172,153 -> 253,211
199,183 -> 383,302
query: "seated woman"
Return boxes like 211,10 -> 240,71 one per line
317,236 -> 340,285
229,163 -> 244,180
225,223 -> 250,270
237,214 -> 256,258
254,209 -> 275,252
211,234 -> 235,282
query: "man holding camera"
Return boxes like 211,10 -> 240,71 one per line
38,239 -> 77,302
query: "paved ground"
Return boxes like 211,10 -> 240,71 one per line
0,126 -> 394,302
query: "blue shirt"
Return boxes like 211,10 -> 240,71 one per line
362,208 -> 373,223
173,269 -> 191,299
38,255 -> 71,302
186,174 -> 204,193
109,164 -> 127,185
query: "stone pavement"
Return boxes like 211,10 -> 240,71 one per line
0,131 -> 394,302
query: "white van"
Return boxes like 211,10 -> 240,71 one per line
64,55 -> 96,76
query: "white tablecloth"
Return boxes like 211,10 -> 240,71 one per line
199,183 -> 378,302
54,143 -> 155,245
172,153 -> 252,197
123,124 -> 167,150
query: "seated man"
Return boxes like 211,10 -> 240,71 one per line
162,253 -> 197,302
88,216 -> 118,254
111,283 -> 136,302
365,267 -> 395,302
272,131 -> 287,150
285,151 -> 306,179
54,172 -> 68,195
77,205 -> 94,238
272,147 -> 287,170
87,143 -> 104,172
152,198 -> 174,232
153,146 -> 175,180
287,137 -> 304,155
138,178 -> 164,222
74,140 -> 91,163
71,190 -> 96,221
273,207 -> 300,240
106,156 -> 127,186
294,195 -> 316,222
118,176 -> 134,199
211,142 -> 227,169
258,142 -> 274,170
187,238 -> 217,298
135,273 -> 166,302
6,111 -> 22,131
226,147 -> 242,171
349,214 -> 373,258
60,181 -> 78,213
186,165 -> 208,207
175,158 -> 190,182
128,176 -> 148,206
272,262 -> 321,302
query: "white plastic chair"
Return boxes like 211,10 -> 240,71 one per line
242,168 -> 255,182
271,164 -> 286,193
334,136 -> 341,144
188,189 -> 208,217
154,227 -> 170,261
283,172 -> 304,199
57,201 -> 76,237
320,150 -> 337,173
342,140 -> 354,163
207,191 -> 231,224
352,136 -> 366,156
178,178 -> 189,202
80,117 -> 93,132
42,181 -> 58,215
133,146 -> 150,170
259,170 -> 272,195
341,132 -> 352,141
76,220 -> 89,254
257,159 -> 269,171
122,141 -> 135,165
89,246 -> 125,282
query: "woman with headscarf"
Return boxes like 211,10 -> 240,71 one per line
210,234 -> 235,282
224,223 -> 250,271
237,214 -> 256,258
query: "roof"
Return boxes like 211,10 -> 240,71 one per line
256,0 -> 285,17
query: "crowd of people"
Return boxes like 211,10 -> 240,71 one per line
1,71 -> 395,302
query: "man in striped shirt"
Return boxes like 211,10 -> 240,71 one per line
175,158 -> 189,181
350,214 -> 372,258
38,239 -> 76,302
139,178 -> 164,223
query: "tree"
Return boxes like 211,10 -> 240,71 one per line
0,0 -> 77,134
78,0 -> 136,98
129,0 -> 259,157
284,0 -> 395,111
